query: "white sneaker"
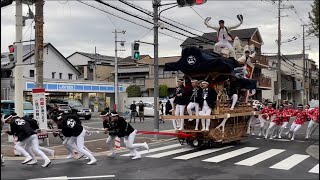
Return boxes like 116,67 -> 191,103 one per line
85,157 -> 90,160
22,156 -> 33,164
278,135 -> 282,139
27,159 -> 37,165
205,128 -> 209,131
290,138 -> 294,141
251,133 -> 255,135
195,127 -> 199,131
66,154 -> 75,159
188,119 -> 193,121
178,127 -> 184,131
258,133 -> 262,136
288,133 -> 292,139
87,159 -> 97,165
144,142 -> 149,151
132,154 -> 141,160
42,160 -> 51,167
269,136 -> 273,140
230,108 -> 234,110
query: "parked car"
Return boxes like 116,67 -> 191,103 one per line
1,100 -> 34,118
46,103 -> 72,119
48,99 -> 92,120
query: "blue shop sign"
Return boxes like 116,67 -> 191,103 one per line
26,82 -> 123,93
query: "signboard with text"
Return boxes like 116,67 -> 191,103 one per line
32,88 -> 48,130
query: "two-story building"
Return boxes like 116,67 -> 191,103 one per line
180,27 -> 272,100
263,54 -> 319,105
1,43 -> 125,111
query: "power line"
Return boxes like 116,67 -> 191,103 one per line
76,0 -> 184,42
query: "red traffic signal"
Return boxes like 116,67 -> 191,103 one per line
8,45 -> 14,53
177,0 -> 207,7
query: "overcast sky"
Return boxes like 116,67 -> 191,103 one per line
1,0 -> 319,64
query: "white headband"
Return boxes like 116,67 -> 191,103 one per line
110,113 -> 118,117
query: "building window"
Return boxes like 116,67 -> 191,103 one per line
59,73 -> 62,79
52,72 -> 56,79
68,74 -> 73,80
29,70 -> 34,77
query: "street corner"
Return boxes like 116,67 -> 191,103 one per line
306,143 -> 319,160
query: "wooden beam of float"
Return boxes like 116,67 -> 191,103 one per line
160,111 -> 260,120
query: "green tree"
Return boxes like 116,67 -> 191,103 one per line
126,85 -> 141,97
159,84 -> 169,98
308,0 -> 319,37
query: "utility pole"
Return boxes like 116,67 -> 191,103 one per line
34,0 -> 44,88
302,24 -> 307,104
93,46 -> 97,81
153,0 -> 160,140
277,0 -> 282,107
14,0 -> 24,117
113,29 -> 126,111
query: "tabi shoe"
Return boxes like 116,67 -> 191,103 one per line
66,154 -> 75,159
27,160 -> 37,165
201,128 -> 205,132
290,137 -> 294,141
269,136 -> 273,140
195,127 -> 199,131
144,142 -> 149,151
278,135 -> 282,139
22,156 -> 33,164
87,159 -> 97,165
178,127 -> 184,131
132,154 -> 141,160
42,160 -> 51,167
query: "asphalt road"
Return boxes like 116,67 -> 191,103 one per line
1,135 -> 319,180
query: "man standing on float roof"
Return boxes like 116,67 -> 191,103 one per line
204,15 -> 243,58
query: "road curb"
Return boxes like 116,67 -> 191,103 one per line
3,137 -> 177,161
306,142 -> 319,160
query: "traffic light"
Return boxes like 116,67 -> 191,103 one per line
177,0 -> 207,7
131,43 -> 140,61
8,45 -> 16,64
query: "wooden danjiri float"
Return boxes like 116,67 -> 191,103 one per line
161,45 -> 260,148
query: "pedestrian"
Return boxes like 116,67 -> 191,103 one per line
159,101 -> 165,124
4,113 -> 51,167
105,103 -> 110,113
110,111 -> 149,159
286,104 -> 312,141
264,104 -> 284,139
100,111 -> 126,157
130,101 -> 137,123
305,106 -> 319,140
173,79 -> 188,130
187,79 -> 202,130
53,113 -> 96,165
199,81 -> 217,131
278,102 -> 295,138
138,101 -> 145,122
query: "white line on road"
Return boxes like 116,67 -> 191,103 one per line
202,147 -> 259,163
173,146 -> 234,160
270,154 -> 309,170
28,175 -> 115,180
309,164 -> 319,174
146,148 -> 194,158
122,144 -> 182,156
235,149 -> 285,166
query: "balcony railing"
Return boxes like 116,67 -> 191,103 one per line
253,75 -> 272,89
252,54 -> 269,68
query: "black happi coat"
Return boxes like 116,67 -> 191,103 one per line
199,87 -> 218,109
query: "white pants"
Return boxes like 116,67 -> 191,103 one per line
247,116 -> 256,134
278,122 -> 289,137
69,129 -> 95,161
259,119 -> 270,136
201,101 -> 212,131
106,135 -> 126,153
125,130 -> 145,156
306,120 -> 318,139
230,94 -> 238,109
64,136 -> 91,156
289,123 -> 302,140
265,122 -> 277,139
187,102 -> 200,130
15,134 -> 50,162
214,40 -> 236,57
174,105 -> 185,130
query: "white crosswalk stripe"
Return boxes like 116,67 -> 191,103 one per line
235,149 -> 285,166
121,144 -> 182,156
173,146 -> 234,160
202,147 -> 258,163
270,154 -> 310,170
308,164 -> 319,174
146,148 -> 194,158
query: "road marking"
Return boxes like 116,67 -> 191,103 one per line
173,146 -> 234,160
202,147 -> 259,163
255,138 -> 306,143
235,149 -> 285,166
308,164 -> 319,174
270,154 -> 309,170
146,148 -> 193,158
29,175 -> 115,180
122,144 -> 182,156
